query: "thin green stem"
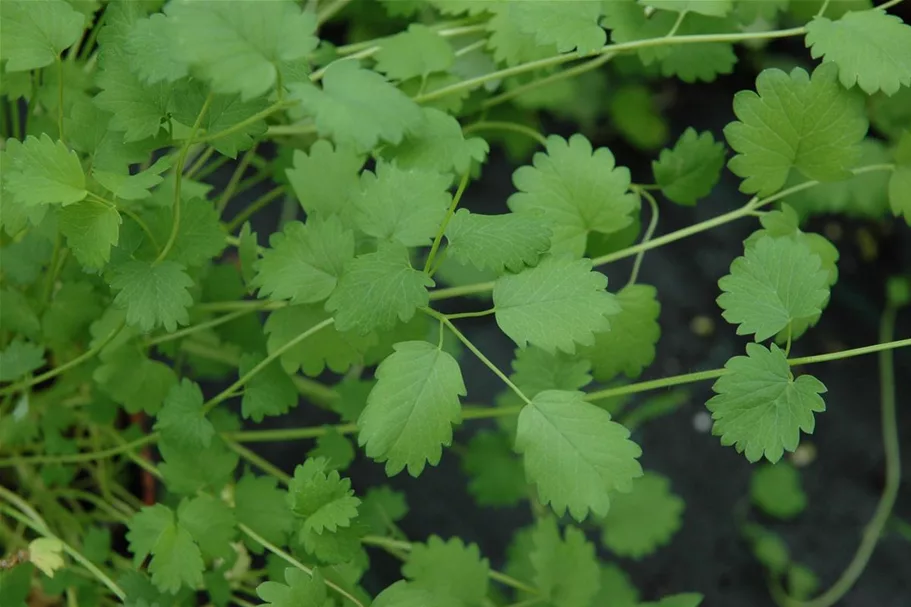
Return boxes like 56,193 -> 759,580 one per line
463,121 -> 548,147
156,93 -> 214,264
191,153 -> 233,181
787,338 -> 911,367
446,308 -> 496,320
425,172 -> 471,274
238,523 -> 366,607
217,143 -> 258,213
223,423 -> 358,444
184,145 -> 216,178
118,205 -> 162,254
41,233 -> 63,308
455,39 -> 487,58
316,0 -> 352,26
195,299 -> 287,313
266,122 -> 317,137
667,10 -> 688,38
877,0 -> 906,9
585,369 -> 726,403
195,102 -> 294,144
223,438 -> 292,484
226,185 -> 288,232
627,188 -> 660,286
335,22 -> 486,55
56,57 -> 65,144
144,307 -> 265,347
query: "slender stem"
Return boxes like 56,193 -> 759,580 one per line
266,122 -> 317,137
191,153 -> 233,181
446,308 -> 496,320
816,0 -> 833,16
184,145 -> 216,178
585,369 -> 726,403
217,143 -> 258,213
335,22 -> 487,55
316,0 -> 353,26
463,121 -> 548,147
156,93 -> 214,264
144,307 -> 264,347
223,438 -> 292,484
455,39 -> 487,57
877,0 -> 906,9
56,57 -> 65,144
667,10 -> 688,38
226,185 -> 288,232
223,423 -> 358,444
238,523 -> 366,607
195,299 -> 287,313
118,205 -> 162,254
627,189 -> 659,287
425,172 -> 471,274
195,102 -> 293,144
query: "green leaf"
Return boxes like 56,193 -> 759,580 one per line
123,13 -> 188,84
508,134 -> 637,256
0,0 -> 84,71
57,202 -> 121,270
516,390 -> 643,520
0,289 -> 40,339
805,9 -> 911,96
582,284 -> 661,382
486,3 -> 559,67
602,0 -> 677,66
292,60 -> 424,152
154,379 -> 215,449
2,134 -> 86,206
93,156 -> 171,201
641,0 -> 733,17
159,437 -> 239,495
359,341 -> 465,476
126,504 -> 174,566
640,594 -> 705,607
108,260 -> 194,333
360,486 -> 409,535
652,128 -> 726,205
353,162 -> 451,247
461,429 -> 527,508
386,108 -> 489,176
658,14 -> 737,83
375,24 -> 455,81
608,84 -> 670,151
288,457 -> 361,535
530,517 -> 600,607
0,340 -> 44,382
234,474 -> 294,554
170,82 -> 269,158
239,353 -> 298,423
724,63 -> 868,196
509,0 -> 606,54
373,581 -> 448,607
168,0 -> 318,100
177,494 -> 236,561
326,243 -> 434,334
402,536 -> 490,604
707,343 -> 827,463
287,140 -> 364,222
126,504 -> 204,594
264,304 -> 376,376
750,462 -> 807,519
253,217 -> 354,305
298,519 -> 368,565
590,564 -> 639,607
257,568 -> 331,607
511,346 -> 592,398
717,235 -> 830,342
493,256 -> 620,354
307,429 -> 356,471
145,197 -> 226,268
94,348 -> 177,415
599,472 -> 685,559
94,55 -> 172,142
445,209 -> 552,273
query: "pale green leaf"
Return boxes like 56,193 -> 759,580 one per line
375,24 -> 455,81
510,0 -> 606,54
590,564 -> 639,607
641,0 -> 733,17
511,346 -> 592,398
602,0 -> 676,65
0,0 -> 84,71
750,462 -> 807,519
286,140 -> 364,222
257,568 -> 331,607
530,517 -> 600,607
373,581 -> 452,607
108,260 -> 194,333
58,201 -> 121,270
445,209 -> 551,274
403,536 -> 489,604
582,284 -> 660,382
652,128 -> 726,205
0,340 -> 45,382
288,457 -> 360,535
2,134 -> 86,206
235,474 -> 294,554
154,379 -> 215,449
93,156 -> 172,201
599,472 -> 684,558
239,353 -> 298,423
386,108 -> 489,176
486,3 -> 559,67
124,13 -> 188,83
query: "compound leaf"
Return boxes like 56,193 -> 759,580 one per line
154,379 -> 214,449
358,341 -> 465,476
583,284 -> 661,382
652,128 -> 726,205
2,135 -> 86,206
108,260 -> 194,333
493,256 -> 620,354
516,390 -> 643,520
402,536 -> 489,604
706,343 -> 827,463
288,458 -> 360,536
375,24 -> 454,81
0,0 -> 84,71
445,209 -> 552,273
599,472 -> 685,559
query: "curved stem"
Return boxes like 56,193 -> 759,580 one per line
481,53 -> 615,110
223,438 -> 292,484
217,142 -> 258,213
627,188 -> 660,286
144,306 -> 265,347
195,101 -> 293,144
424,171 -> 471,275
463,121 -> 548,147
226,185 -> 288,232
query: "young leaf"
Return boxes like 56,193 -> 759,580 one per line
599,472 -> 685,559
402,536 -> 490,604
509,0 -> 606,54
0,340 -> 44,382
444,209 -> 552,273
292,60 -> 424,152
583,284 -> 661,382
461,430 -> 527,508
511,346 -> 592,398
326,243 -> 434,335
515,390 -> 643,520
889,132 -> 911,224
508,134 -> 637,256
591,564 -> 640,607
652,128 -> 726,205
375,24 -> 455,81
108,260 -> 194,332
530,517 -> 600,607
359,341 -> 466,476
256,568 -> 330,607
0,0 -> 84,71
126,505 -> 204,594
353,162 -> 451,247
386,108 -> 489,176
707,343 -> 827,463
805,9 -> 911,96
93,156 -> 172,201
253,217 -> 354,304
717,235 -> 830,342
177,494 -> 237,561
751,462 -> 807,519
286,140 -> 364,222
2,135 -> 87,206
493,256 -> 620,354
307,429 -> 355,471
154,379 -> 215,449
234,474 -> 294,554
724,63 -> 868,196
288,457 -> 361,535
239,353 -> 298,423
486,4 -> 559,67
167,0 -> 318,100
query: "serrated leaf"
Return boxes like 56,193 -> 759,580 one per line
641,0 -> 733,17
608,84 -> 670,151
288,458 -> 361,535
239,353 -> 298,423
890,166 -> 911,225
373,581 -> 451,607
360,486 -> 409,535
652,128 -> 726,205
511,346 -> 592,398
257,568 -> 331,607
94,54 -> 172,142
264,304 -> 376,376
308,429 -> 355,471
94,348 -> 176,415
591,564 -> 639,607
530,517 -> 600,607
717,235 -> 830,341
510,0 -> 606,54
516,390 -> 643,520
167,0 -> 317,100
599,472 -> 684,558
108,260 -> 194,333
375,24 -> 454,81
2,134 -> 86,206
292,60 -> 424,152
583,284 -> 660,382
508,134 -> 637,256
145,197 -> 225,268
93,156 -> 171,201
298,519 -> 368,565
724,63 -> 868,196
326,243 -> 434,334
660,15 -> 736,84
751,462 -> 807,519
154,379 -> 215,449
493,256 -> 620,354
170,82 -> 269,158
0,0 -> 84,71
123,13 -> 188,84
126,504 -> 204,594
461,429 -> 527,508
0,289 -> 40,339
253,216 -> 354,304
177,494 -> 236,561
486,3 -> 559,67
805,9 -> 911,96
0,340 -> 45,382
402,536 -> 489,604
359,341 -> 465,476
445,209 -> 552,273
159,437 -> 239,495
386,108 -> 489,176
56,201 -> 120,270
707,343 -> 827,463
286,140 -> 364,222
234,474 -> 293,554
